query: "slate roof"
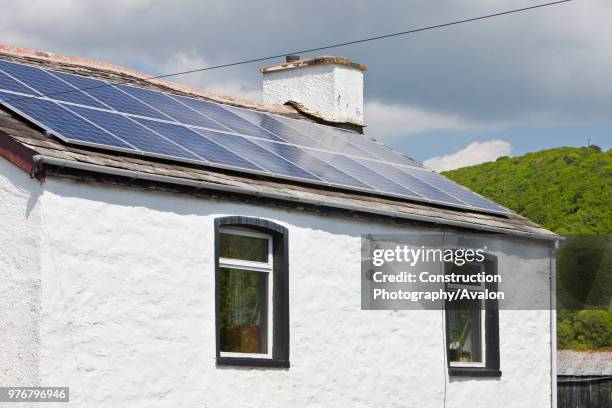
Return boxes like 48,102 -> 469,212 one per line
0,44 -> 558,240
557,350 -> 612,376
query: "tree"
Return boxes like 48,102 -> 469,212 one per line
444,147 -> 612,349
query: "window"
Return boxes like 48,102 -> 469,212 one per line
446,263 -> 487,367
214,217 -> 289,368
445,257 -> 500,377
219,228 -> 273,357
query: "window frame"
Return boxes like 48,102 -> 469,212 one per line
444,255 -> 501,377
214,216 -> 290,368
218,227 -> 274,359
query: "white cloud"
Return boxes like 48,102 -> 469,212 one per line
364,101 -> 504,140
160,52 -> 261,101
205,82 -> 261,103
423,140 -> 512,172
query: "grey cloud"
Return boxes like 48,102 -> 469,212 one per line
0,0 -> 609,125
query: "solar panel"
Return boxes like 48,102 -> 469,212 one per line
277,115 -> 423,168
119,84 -> 229,131
173,95 -> 285,142
191,127 -> 320,181
402,166 -> 509,213
133,118 -> 261,170
0,59 -> 511,216
249,138 -> 370,190
362,159 -> 466,206
229,107 -> 329,149
68,105 -> 198,159
326,126 -> 424,168
0,92 -> 131,149
313,150 -> 421,198
0,60 -> 106,108
274,115 -> 381,159
51,71 -> 169,119
0,70 -> 35,94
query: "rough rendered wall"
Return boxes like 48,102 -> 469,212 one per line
32,177 -> 553,408
262,64 -> 364,125
0,156 -> 42,390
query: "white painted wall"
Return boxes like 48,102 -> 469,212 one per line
0,160 -> 553,407
0,157 -> 43,391
262,64 -> 364,125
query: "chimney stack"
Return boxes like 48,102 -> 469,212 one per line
261,56 -> 367,126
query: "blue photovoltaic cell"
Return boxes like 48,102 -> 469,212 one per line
362,159 -> 466,205
174,95 -> 285,142
275,116 -> 381,160
0,70 -> 35,95
327,126 -> 423,168
230,108 -> 328,149
278,114 -> 425,169
0,93 -> 130,148
251,139 -> 370,189
191,127 -> 320,181
134,118 -> 261,171
119,85 -> 223,130
52,71 -> 169,119
314,150 -> 422,198
0,60 -> 106,108
68,105 -> 197,159
402,167 -> 508,213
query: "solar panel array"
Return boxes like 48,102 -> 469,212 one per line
0,59 -> 510,215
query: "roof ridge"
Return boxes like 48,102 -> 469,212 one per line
0,43 -> 296,115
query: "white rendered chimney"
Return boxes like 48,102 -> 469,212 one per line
261,55 -> 367,126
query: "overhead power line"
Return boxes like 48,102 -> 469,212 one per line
153,0 -> 573,79
0,0 -> 572,105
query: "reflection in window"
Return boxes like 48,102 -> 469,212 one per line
447,299 -> 483,364
219,232 -> 268,263
446,263 -> 486,367
219,268 -> 268,354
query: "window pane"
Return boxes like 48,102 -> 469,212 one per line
447,299 -> 483,363
219,232 -> 268,263
219,267 -> 268,354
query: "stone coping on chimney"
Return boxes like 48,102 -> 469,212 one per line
260,56 -> 367,74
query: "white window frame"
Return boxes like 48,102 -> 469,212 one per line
447,263 -> 486,368
218,227 -> 274,359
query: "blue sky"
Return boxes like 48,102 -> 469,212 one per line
1,0 -> 609,170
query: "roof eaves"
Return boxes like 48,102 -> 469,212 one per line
0,106 -> 559,241
33,152 -> 559,241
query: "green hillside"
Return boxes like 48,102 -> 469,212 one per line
443,146 -> 612,350
443,146 -> 611,234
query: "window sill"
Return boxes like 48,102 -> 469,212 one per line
216,357 -> 290,369
449,367 -> 502,377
